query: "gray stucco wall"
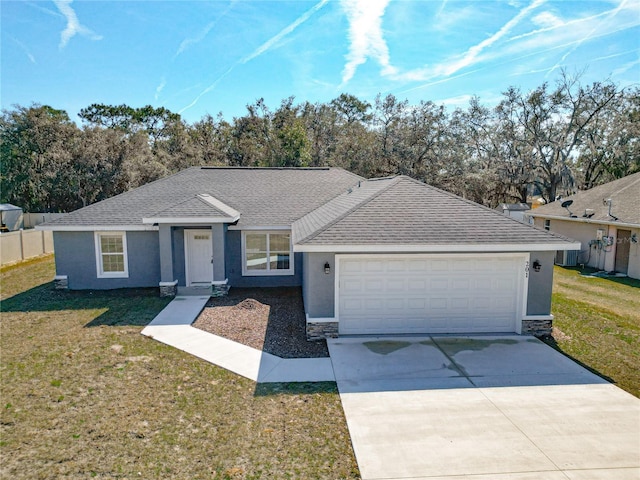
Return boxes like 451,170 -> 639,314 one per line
172,228 -> 186,286
526,251 -> 554,316
212,224 -> 226,282
302,252 -> 335,318
225,230 -> 302,287
53,231 -> 160,289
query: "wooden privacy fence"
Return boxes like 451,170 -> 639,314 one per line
0,229 -> 54,266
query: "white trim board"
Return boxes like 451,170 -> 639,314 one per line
37,225 -> 159,232
228,225 -> 291,231
526,213 -> 640,229
295,243 -> 580,253
305,314 -> 336,324
142,216 -> 238,224
196,194 -> 241,219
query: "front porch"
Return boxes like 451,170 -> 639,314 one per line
157,224 -> 229,297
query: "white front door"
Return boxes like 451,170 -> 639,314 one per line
185,229 -> 213,286
337,254 -> 525,335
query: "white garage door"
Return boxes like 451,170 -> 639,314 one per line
338,254 -> 524,335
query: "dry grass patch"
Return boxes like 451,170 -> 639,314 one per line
545,266 -> 640,397
1,256 -> 359,479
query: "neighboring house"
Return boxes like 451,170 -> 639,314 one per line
495,203 -> 531,223
0,204 -> 24,232
526,172 -> 640,280
40,167 -> 579,337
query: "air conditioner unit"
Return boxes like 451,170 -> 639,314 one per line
555,249 -> 578,267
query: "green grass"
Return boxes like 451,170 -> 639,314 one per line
0,256 -> 359,479
546,266 -> 640,397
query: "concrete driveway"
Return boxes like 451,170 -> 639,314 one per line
328,335 -> 640,480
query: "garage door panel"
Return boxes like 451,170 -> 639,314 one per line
387,279 -> 405,291
408,279 -> 426,291
338,255 -> 522,335
364,279 -> 383,291
408,260 -> 428,271
387,259 -> 406,272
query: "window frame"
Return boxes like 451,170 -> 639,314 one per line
241,230 -> 294,276
544,219 -> 551,231
94,231 -> 129,278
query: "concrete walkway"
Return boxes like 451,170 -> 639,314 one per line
328,336 -> 640,480
141,295 -> 334,383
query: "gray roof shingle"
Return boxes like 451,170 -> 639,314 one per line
43,167 -> 363,228
149,196 -> 230,218
294,176 -> 576,247
528,172 -> 640,226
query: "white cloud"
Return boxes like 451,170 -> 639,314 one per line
180,0 -> 329,114
53,0 -> 102,49
434,0 -> 546,77
613,57 -> 640,76
241,0 -> 329,64
174,0 -> 238,58
12,37 -> 36,64
155,77 -> 166,101
340,0 -> 397,86
532,11 -> 563,28
435,0 -> 449,18
544,0 -> 632,76
399,0 -> 638,91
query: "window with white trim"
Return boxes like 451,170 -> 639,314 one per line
544,219 -> 551,231
242,231 -> 293,276
95,232 -> 129,278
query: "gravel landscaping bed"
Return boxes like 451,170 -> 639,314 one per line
193,287 -> 329,358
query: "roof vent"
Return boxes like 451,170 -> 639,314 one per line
561,200 -> 577,218
583,208 -> 595,218
603,198 -> 619,221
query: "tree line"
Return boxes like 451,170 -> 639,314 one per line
1,71 -> 638,213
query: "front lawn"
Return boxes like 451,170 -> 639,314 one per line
0,256 -> 359,479
547,266 -> 640,397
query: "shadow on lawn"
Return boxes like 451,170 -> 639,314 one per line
563,266 -> 640,288
540,335 -> 615,385
1,282 -> 170,327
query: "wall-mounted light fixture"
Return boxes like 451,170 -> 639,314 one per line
324,262 -> 331,274
532,260 -> 541,272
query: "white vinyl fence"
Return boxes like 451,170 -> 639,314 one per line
0,229 -> 54,266
23,213 -> 66,229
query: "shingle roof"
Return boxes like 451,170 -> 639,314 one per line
294,176 -> 576,248
42,167 -> 363,228
149,196 -> 229,218
292,177 -> 395,244
528,172 -> 640,226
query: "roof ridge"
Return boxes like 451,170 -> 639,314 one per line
399,175 -> 549,230
196,193 -> 241,218
296,176 -> 402,244
611,172 -> 640,196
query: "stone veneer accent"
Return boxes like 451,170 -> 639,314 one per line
54,275 -> 68,289
211,283 -> 230,297
522,318 -> 552,336
159,281 -> 178,298
307,321 -> 339,341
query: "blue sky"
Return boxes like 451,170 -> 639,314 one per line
2,0 -> 639,123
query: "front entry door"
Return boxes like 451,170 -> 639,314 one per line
185,229 -> 213,285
